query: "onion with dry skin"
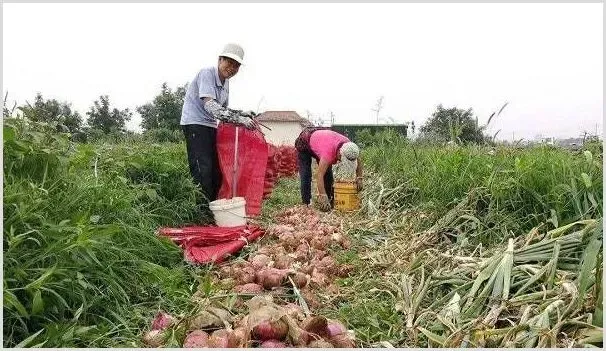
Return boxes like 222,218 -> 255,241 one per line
256,268 -> 289,289
233,283 -> 263,294
261,339 -> 288,348
279,232 -> 299,249
308,339 -> 334,348
310,237 -> 328,250
235,266 -> 257,285
143,329 -> 166,347
326,320 -> 347,337
330,333 -> 356,348
283,303 -> 304,320
218,265 -> 233,279
252,319 -> 289,341
249,254 -> 271,270
292,272 -> 309,288
227,327 -> 249,348
273,254 -> 295,269
182,330 -> 209,348
151,312 -> 174,330
310,271 -> 328,287
301,316 -> 329,338
207,329 -> 230,348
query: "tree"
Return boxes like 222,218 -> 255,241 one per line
86,95 -> 132,134
18,93 -> 83,133
137,83 -> 187,132
420,104 -> 485,144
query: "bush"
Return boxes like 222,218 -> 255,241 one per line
3,118 -> 202,347
143,128 -> 182,143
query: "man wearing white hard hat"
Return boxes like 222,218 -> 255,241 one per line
180,43 -> 257,214
294,128 -> 363,212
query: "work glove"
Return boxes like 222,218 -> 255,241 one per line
356,177 -> 363,192
240,110 -> 257,118
314,194 -> 331,212
237,115 -> 256,130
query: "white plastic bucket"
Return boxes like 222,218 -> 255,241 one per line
209,197 -> 247,227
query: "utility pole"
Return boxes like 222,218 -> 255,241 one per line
371,96 -> 384,124
256,96 -> 265,114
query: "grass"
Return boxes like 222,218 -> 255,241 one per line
3,120 -> 602,348
3,118 -> 203,347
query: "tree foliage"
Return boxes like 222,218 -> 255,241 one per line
137,83 -> 187,132
86,95 -> 132,134
18,93 -> 83,133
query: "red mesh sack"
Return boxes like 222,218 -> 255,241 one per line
216,124 -> 269,216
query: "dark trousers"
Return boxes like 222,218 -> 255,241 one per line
298,150 -> 334,207
182,125 -> 222,209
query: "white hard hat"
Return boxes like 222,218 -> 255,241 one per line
219,43 -> 245,64
340,142 -> 360,161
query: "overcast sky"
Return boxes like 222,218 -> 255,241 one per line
3,3 -> 603,140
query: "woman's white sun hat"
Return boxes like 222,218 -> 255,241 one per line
340,142 -> 360,161
219,43 -> 245,64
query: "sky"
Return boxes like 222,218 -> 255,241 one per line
2,3 -> 603,141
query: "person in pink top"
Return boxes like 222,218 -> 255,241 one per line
294,127 -> 363,211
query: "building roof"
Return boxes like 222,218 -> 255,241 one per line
331,123 -> 408,128
256,111 -> 308,123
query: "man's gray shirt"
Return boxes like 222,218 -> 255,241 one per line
180,66 -> 229,128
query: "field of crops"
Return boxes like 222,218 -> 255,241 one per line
3,118 -> 603,347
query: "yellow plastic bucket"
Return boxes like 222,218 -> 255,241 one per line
334,182 -> 360,212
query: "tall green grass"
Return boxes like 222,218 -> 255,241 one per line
361,133 -> 602,245
3,118 -> 206,347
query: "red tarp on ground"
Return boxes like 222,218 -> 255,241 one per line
158,225 -> 264,264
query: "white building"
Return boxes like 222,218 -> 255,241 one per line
256,111 -> 311,146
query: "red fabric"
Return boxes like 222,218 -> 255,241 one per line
158,225 -> 265,264
216,124 -> 269,217
262,145 -> 298,199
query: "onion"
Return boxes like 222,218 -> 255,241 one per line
189,311 -> 222,329
143,329 -> 166,347
291,328 -> 310,347
151,311 -> 174,330
182,330 -> 209,348
228,327 -> 249,348
331,232 -> 343,243
310,237 -> 327,250
326,320 -> 347,337
292,272 -> 309,288
233,283 -> 263,294
279,232 -> 298,248
310,271 -> 328,286
250,254 -> 271,270
308,339 -> 334,348
273,254 -> 294,269
218,265 -> 233,278
207,329 -> 230,348
252,319 -> 289,341
236,266 -> 257,284
260,339 -> 287,348
301,316 -> 329,337
256,268 -> 288,289
283,303 -> 304,320
300,264 -> 315,275
340,237 -> 351,249
329,333 -> 356,348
